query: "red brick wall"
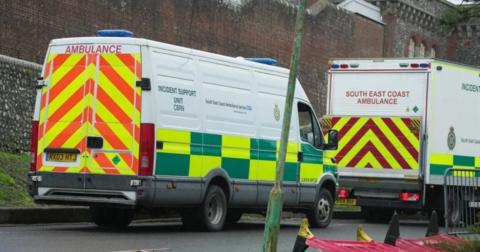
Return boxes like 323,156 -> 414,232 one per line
0,0 -> 384,114
352,16 -> 384,58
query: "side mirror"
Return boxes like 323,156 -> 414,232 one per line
324,129 -> 338,150
35,77 -> 46,89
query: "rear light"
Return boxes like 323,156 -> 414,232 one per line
338,188 -> 349,199
400,192 -> 420,202
139,123 -> 155,176
30,121 -> 39,172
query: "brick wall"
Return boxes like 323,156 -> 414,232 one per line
374,0 -> 451,58
0,0 -> 384,117
1,0 -> 476,153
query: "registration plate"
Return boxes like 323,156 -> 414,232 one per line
47,153 -> 77,162
335,198 -> 357,206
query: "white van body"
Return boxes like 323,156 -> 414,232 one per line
28,32 -> 337,230
325,58 -> 480,220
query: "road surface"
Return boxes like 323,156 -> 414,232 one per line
0,217 -> 437,252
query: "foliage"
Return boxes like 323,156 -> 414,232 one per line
0,152 -> 35,207
439,1 -> 480,29
426,223 -> 480,252
467,223 -> 480,234
428,240 -> 480,252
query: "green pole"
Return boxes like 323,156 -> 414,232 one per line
262,0 -> 308,251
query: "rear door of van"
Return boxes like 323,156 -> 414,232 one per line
36,43 -> 142,190
327,69 -> 427,179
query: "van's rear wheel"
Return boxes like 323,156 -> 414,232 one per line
307,188 -> 333,228
199,185 -> 227,231
90,206 -> 133,228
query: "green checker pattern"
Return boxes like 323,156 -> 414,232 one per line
155,130 -> 324,182
430,154 -> 480,176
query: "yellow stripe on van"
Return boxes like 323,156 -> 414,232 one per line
222,135 -> 250,159
430,153 -> 453,165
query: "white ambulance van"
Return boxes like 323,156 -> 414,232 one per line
28,30 -> 338,231
324,58 -> 480,223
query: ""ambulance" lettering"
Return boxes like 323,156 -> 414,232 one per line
65,45 -> 122,54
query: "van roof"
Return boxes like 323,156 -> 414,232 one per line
50,36 -> 289,71
50,36 -> 310,103
330,58 -> 479,70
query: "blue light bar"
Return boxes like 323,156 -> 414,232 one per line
420,63 -> 430,68
96,29 -> 134,37
330,64 -> 340,69
245,58 -> 278,66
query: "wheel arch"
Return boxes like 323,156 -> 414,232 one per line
316,173 -> 337,200
204,168 -> 233,203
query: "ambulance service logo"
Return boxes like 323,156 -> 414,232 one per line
448,126 -> 456,151
274,104 -> 281,122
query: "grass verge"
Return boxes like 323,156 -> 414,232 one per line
0,151 -> 35,207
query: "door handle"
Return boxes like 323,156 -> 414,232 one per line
87,136 -> 103,149
297,152 -> 304,162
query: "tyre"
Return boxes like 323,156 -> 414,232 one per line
90,206 -> 134,228
361,207 -> 393,223
226,210 -> 242,225
307,188 -> 334,228
200,185 -> 227,231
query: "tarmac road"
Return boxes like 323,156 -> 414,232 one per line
0,217 -> 437,252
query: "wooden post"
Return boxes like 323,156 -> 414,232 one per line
262,0 -> 308,251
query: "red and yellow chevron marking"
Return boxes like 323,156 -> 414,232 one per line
323,116 -> 420,170
37,51 -> 141,175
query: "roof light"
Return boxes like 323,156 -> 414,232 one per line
399,63 -> 409,68
349,64 -> 359,68
420,63 -> 430,68
245,58 -> 278,66
96,29 -> 134,37
340,64 -> 349,69
330,64 -> 340,69
410,63 -> 420,68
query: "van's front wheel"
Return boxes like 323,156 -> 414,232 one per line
90,206 -> 133,228
307,188 -> 334,228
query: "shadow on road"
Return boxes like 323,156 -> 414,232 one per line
47,220 -> 301,234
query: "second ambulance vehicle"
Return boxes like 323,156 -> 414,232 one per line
325,58 -> 480,224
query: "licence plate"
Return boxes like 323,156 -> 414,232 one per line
47,153 -> 77,162
335,198 -> 357,206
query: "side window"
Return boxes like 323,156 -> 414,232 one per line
298,102 -> 322,147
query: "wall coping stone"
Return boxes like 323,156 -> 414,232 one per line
0,54 -> 41,70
